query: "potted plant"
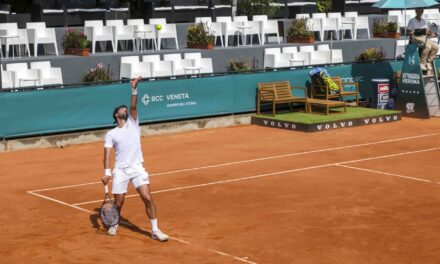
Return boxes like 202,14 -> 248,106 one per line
228,57 -> 254,72
62,29 -> 91,56
83,63 -> 113,83
287,18 -> 315,43
187,23 -> 215,50
355,47 -> 386,62
373,20 -> 400,39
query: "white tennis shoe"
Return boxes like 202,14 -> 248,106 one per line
107,224 -> 118,236
152,229 -> 168,242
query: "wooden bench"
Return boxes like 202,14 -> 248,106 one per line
257,81 -> 307,115
311,76 -> 359,106
306,98 -> 347,115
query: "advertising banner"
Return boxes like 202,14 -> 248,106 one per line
0,61 -> 401,138
395,44 -> 430,118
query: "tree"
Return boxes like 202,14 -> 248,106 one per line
238,0 -> 279,18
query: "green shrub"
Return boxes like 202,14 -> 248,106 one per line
238,0 -> 280,18
316,0 -> 332,13
228,57 -> 254,72
187,23 -> 215,45
61,29 -> 90,49
355,48 -> 386,62
287,18 -> 314,38
83,63 -> 113,83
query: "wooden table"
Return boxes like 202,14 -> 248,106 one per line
306,98 -> 347,115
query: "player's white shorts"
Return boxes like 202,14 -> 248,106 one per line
112,163 -> 149,194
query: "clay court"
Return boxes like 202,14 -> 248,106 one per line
1,118 -> 440,264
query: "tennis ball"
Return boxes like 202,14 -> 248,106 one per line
155,24 -> 162,30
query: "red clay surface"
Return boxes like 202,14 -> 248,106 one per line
1,117 -> 440,264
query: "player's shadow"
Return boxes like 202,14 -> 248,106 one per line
90,208 -> 152,237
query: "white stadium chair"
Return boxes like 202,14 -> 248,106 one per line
317,44 -> 330,51
30,61 -> 63,86
0,23 -> 31,58
6,63 -> 39,88
205,22 -> 224,47
322,18 -> 339,40
309,18 -> 323,41
216,16 -> 238,47
195,17 -> 212,23
344,12 -> 358,18
120,56 -> 152,79
299,45 -> 314,53
1,64 -> 14,89
263,47 -> 291,68
149,18 -> 179,50
282,46 -> 298,55
163,53 -> 191,76
252,15 -> 280,44
26,22 -> 59,57
310,50 -> 331,65
282,47 -> 309,67
331,49 -> 344,64
355,16 -> 371,39
106,19 -> 135,53
183,52 -> 213,74
127,19 -> 157,51
395,39 -> 409,58
84,20 -> 115,53
142,55 -> 173,77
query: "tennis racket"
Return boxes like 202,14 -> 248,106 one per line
100,185 -> 119,228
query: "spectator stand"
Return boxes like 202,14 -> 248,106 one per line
37,0 -> 130,27
146,0 -> 232,23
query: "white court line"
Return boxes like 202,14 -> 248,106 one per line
29,132 -> 440,193
27,192 -> 257,264
27,146 -> 440,264
72,147 -> 440,206
73,163 -> 335,206
336,164 -> 436,184
27,191 -> 94,213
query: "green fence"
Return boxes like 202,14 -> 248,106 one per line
0,61 -> 402,139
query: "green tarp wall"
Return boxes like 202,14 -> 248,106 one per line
0,61 -> 402,138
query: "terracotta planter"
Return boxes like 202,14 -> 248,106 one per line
187,42 -> 214,50
286,36 -> 315,44
373,32 -> 401,39
64,48 -> 90,56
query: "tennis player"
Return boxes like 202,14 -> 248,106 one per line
101,77 -> 168,242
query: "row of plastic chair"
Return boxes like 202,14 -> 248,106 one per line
296,12 -> 370,40
264,45 -> 343,68
120,52 -> 213,79
0,22 -> 58,58
296,11 -> 359,19
194,15 -> 280,46
1,61 -> 63,88
85,18 -> 178,53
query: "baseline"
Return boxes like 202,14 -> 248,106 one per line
27,191 -> 257,264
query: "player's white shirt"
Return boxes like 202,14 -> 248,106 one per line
104,115 -> 144,168
407,17 -> 428,32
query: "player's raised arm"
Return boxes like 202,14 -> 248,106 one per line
130,77 -> 141,121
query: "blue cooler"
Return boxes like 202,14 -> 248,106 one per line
371,78 -> 390,109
